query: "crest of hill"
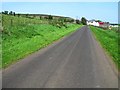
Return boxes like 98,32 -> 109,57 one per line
20,13 -> 74,20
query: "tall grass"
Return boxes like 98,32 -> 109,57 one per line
90,26 -> 119,69
2,15 -> 82,68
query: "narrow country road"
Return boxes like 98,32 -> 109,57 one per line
3,26 -> 118,88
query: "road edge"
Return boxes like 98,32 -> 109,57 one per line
88,26 -> 119,79
3,26 -> 83,71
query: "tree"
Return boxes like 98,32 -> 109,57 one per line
76,19 -> 80,24
9,11 -> 13,15
96,20 -> 102,22
18,14 -> 20,17
70,19 -> 74,23
4,11 -> 8,15
81,17 -> 87,25
13,12 -> 15,16
44,16 -> 48,19
63,18 -> 67,22
48,15 -> 53,19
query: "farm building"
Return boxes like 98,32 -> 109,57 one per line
109,24 -> 118,27
87,19 -> 109,28
99,22 -> 109,28
87,19 -> 99,26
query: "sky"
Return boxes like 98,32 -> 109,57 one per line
2,2 -> 118,23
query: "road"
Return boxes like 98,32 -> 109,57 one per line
3,26 -> 118,88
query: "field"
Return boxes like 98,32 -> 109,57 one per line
90,26 -> 119,69
2,15 -> 82,68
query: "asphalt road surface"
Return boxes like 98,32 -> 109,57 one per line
3,26 -> 118,88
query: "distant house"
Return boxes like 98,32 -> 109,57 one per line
109,24 -> 118,27
87,19 -> 109,28
108,24 -> 118,29
87,19 -> 99,26
99,22 -> 109,28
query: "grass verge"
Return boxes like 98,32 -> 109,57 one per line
90,26 -> 119,69
2,15 -> 82,68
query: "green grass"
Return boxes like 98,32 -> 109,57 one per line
2,14 -> 82,68
90,26 -> 119,69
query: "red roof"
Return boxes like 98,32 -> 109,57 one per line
99,22 -> 104,25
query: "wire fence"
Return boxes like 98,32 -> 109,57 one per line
2,15 -> 49,29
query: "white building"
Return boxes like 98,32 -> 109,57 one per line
109,25 -> 118,27
87,19 -> 99,26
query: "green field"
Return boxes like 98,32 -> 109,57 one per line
90,26 -> 119,69
2,15 -> 82,68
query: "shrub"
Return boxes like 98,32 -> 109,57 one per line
81,17 -> 87,25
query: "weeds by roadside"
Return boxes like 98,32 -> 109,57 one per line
2,14 -> 82,68
90,26 -> 119,69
